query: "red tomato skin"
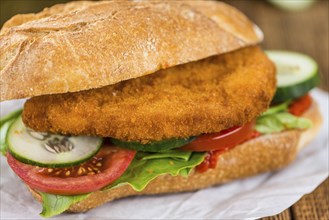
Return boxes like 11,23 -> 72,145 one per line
7,145 -> 136,195
195,95 -> 313,173
181,121 -> 255,152
195,129 -> 261,173
289,94 -> 312,116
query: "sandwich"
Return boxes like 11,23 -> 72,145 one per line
0,0 -> 322,218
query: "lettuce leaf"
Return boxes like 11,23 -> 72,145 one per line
6,103 -> 312,218
104,151 -> 205,191
0,110 -> 205,217
260,101 -> 291,116
1,103 -> 312,218
38,151 -> 204,217
140,150 -> 192,161
256,105 -> 312,134
39,192 -> 90,218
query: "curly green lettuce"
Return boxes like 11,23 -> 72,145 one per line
39,151 -> 205,217
0,102 -> 312,218
255,102 -> 312,134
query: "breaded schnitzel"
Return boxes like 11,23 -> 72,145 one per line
22,46 -> 275,142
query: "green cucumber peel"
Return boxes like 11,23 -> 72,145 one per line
0,109 -> 22,156
111,137 -> 195,152
272,73 -> 320,104
0,109 -> 22,127
0,119 -> 15,156
7,116 -> 103,168
266,50 -> 320,104
7,145 -> 102,168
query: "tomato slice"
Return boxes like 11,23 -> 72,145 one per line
195,130 -> 261,173
196,150 -> 223,173
7,144 -> 136,195
181,121 -> 255,152
289,94 -> 312,116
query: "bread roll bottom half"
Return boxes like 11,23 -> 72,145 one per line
29,100 -> 322,213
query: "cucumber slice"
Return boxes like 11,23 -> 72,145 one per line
0,119 -> 15,155
7,116 -> 103,168
268,0 -> 315,11
266,50 -> 320,104
111,137 -> 195,152
0,109 -> 22,127
1,109 -> 22,155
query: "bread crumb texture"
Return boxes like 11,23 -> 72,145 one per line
23,46 -> 276,141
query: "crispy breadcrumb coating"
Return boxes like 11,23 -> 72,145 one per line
22,46 -> 276,142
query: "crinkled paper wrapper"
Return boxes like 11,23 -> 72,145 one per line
1,89 -> 328,219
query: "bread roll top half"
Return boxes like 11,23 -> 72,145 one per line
0,1 -> 263,101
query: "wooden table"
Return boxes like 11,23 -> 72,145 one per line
223,1 -> 328,219
0,0 -> 328,219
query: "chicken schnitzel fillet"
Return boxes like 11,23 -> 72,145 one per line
22,46 -> 276,142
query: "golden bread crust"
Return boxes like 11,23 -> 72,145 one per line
29,101 -> 322,213
22,46 -> 276,141
0,0 -> 262,101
